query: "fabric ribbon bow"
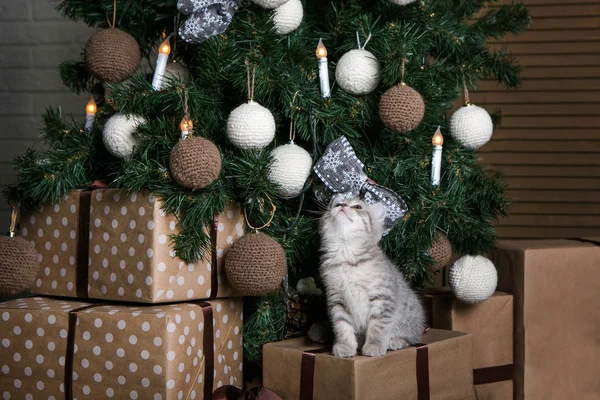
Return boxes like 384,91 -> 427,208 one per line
313,136 -> 408,235
213,385 -> 283,400
177,0 -> 240,44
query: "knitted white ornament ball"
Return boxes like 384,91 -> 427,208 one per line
449,255 -> 498,304
268,143 -> 312,196
389,0 -> 417,5
102,113 -> 146,159
164,62 -> 191,82
449,104 -> 494,149
251,0 -> 289,9
335,49 -> 381,96
273,0 -> 303,35
227,101 -> 276,150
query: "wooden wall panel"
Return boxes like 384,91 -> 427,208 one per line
477,0 -> 600,239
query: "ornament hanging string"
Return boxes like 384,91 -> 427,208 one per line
460,67 -> 471,105
183,86 -> 189,118
106,0 -> 117,28
245,59 -> 257,101
462,80 -> 471,105
400,58 -> 409,84
9,203 -> 18,237
180,85 -> 192,138
356,31 -> 372,50
243,195 -> 277,232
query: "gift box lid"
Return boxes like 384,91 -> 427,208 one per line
264,329 -> 473,400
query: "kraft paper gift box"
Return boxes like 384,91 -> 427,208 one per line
489,238 -> 600,400
263,329 -> 474,400
424,290 -> 513,400
20,189 -> 243,303
0,296 -> 243,399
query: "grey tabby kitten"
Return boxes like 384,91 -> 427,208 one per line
319,197 -> 426,357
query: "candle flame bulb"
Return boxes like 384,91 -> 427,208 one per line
316,38 -> 327,58
85,98 -> 97,114
159,38 -> 171,55
84,97 -> 97,133
432,126 -> 444,146
180,116 -> 193,133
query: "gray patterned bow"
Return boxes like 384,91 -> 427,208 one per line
313,136 -> 408,235
177,0 -> 240,44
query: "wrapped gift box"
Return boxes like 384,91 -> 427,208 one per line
424,290 -> 513,400
21,189 -> 243,302
490,238 -> 600,400
0,296 -> 243,398
263,329 -> 474,400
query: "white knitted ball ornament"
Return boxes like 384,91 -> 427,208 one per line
164,62 -> 191,82
449,104 -> 494,149
273,0 -> 303,35
102,113 -> 146,159
227,101 -> 276,150
268,143 -> 312,196
389,0 -> 417,5
251,0 -> 289,9
335,49 -> 381,96
449,255 -> 497,304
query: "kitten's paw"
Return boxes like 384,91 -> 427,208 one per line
333,343 -> 357,358
388,338 -> 409,351
362,343 -> 387,357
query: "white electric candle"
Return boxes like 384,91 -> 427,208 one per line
316,38 -> 330,98
431,126 -> 443,186
84,97 -> 97,134
152,38 -> 171,90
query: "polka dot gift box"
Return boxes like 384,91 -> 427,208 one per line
20,189 -> 244,303
20,190 -> 85,298
0,296 -> 243,398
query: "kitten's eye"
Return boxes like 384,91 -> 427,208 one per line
351,205 -> 362,210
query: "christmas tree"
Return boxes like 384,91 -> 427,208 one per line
6,0 -> 529,360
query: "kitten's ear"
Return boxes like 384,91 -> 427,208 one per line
369,202 -> 387,222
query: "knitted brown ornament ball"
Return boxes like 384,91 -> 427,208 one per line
225,232 -> 287,296
85,28 -> 141,83
0,236 -> 40,296
169,137 -> 222,189
427,231 -> 452,272
379,83 -> 425,133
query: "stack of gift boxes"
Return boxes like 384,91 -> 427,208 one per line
0,189 -> 245,398
261,238 -> 600,400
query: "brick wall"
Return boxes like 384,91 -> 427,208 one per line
0,1 -> 94,225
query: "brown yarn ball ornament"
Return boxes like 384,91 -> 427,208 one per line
427,231 -> 452,272
0,236 -> 40,296
225,232 -> 287,296
169,137 -> 222,189
379,83 -> 425,133
85,28 -> 141,83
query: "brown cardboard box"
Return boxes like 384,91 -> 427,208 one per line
425,290 -> 513,400
489,239 -> 600,400
21,189 -> 243,302
0,296 -> 243,398
263,329 -> 474,400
